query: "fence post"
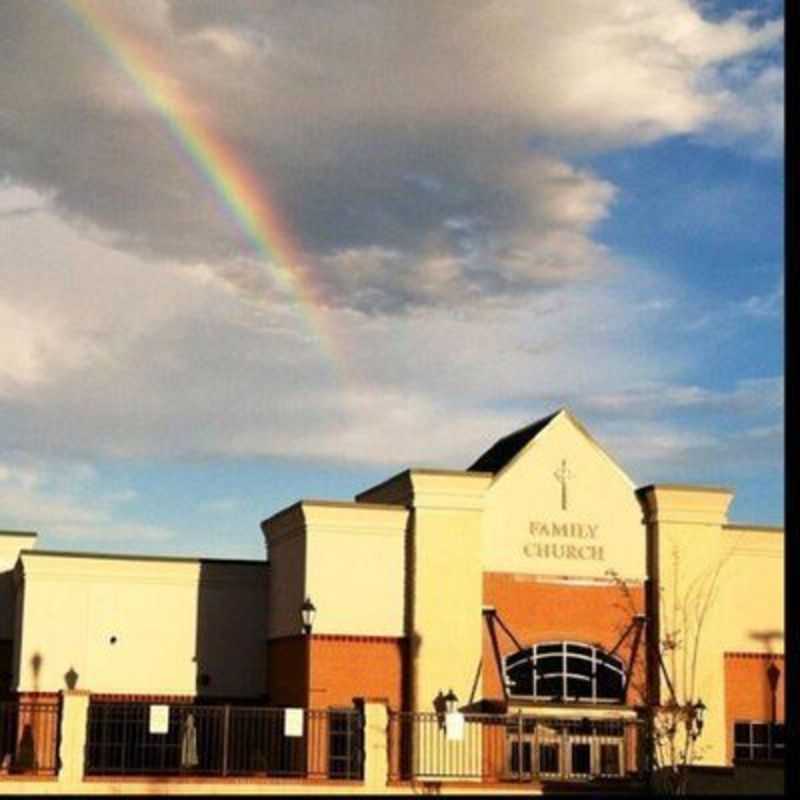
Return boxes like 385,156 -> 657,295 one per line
222,704 -> 230,776
360,698 -> 389,790
57,689 -> 90,787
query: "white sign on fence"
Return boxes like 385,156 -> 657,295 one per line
284,707 -> 304,738
445,711 -> 465,741
149,705 -> 170,735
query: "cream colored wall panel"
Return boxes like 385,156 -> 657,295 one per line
481,411 -> 646,582
638,485 -> 735,767
263,502 -> 408,639
306,526 -> 405,637
18,575 -> 92,692
411,505 -> 485,713
16,554 -> 266,696
717,528 -> 783,655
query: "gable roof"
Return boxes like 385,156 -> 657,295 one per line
468,410 -> 561,473
468,407 -> 635,488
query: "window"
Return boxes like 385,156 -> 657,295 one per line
734,721 -> 784,761
328,710 -> 363,779
504,641 -> 626,703
509,740 -> 532,775
570,742 -> 592,776
600,743 -> 621,775
504,718 -> 626,781
539,742 -> 560,774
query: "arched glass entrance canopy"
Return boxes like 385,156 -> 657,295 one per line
504,641 -> 626,703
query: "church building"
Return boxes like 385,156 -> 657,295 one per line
0,409 -> 784,790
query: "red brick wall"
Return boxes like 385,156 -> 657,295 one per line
482,572 -> 646,705
724,652 -> 785,764
266,634 -> 406,710
309,635 -> 405,711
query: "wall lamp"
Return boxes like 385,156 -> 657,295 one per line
444,688 -> 459,714
301,597 -> 317,635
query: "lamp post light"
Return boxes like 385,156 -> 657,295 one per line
301,597 -> 316,712
689,698 -> 706,741
766,662 -> 780,757
766,662 -> 780,724
301,597 -> 317,635
444,688 -> 458,715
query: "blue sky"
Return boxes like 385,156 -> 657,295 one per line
0,0 -> 783,559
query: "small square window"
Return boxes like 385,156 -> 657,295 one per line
752,725 -> 769,745
734,722 -> 751,745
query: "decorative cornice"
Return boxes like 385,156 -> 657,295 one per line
485,570 -> 644,587
18,549 -> 264,567
356,468 -> 492,510
724,523 -> 784,534
262,500 -> 408,544
636,483 -> 733,495
18,552 -> 266,587
268,633 -> 405,645
724,652 -> 785,661
312,633 -> 406,644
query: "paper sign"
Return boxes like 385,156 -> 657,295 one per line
445,711 -> 465,741
149,705 -> 169,735
284,707 -> 304,738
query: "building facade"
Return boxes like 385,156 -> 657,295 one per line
0,409 -> 785,790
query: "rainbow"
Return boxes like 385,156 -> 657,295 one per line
62,0 -> 345,370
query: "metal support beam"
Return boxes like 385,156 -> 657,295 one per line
483,608 -> 509,702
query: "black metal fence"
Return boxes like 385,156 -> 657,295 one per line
85,702 -> 363,780
388,710 -> 643,784
0,699 -> 61,775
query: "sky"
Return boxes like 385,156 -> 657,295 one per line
0,0 -> 783,560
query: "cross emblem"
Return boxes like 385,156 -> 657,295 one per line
553,459 -> 575,511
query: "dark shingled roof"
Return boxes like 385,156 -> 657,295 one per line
467,410 -> 561,474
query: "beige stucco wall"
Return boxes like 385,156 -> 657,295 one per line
304,503 -> 408,637
638,486 -> 735,766
481,411 -> 646,582
717,525 -> 783,655
262,501 -> 408,639
386,472 -> 491,713
15,553 -> 267,697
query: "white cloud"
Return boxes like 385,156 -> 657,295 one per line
581,376 -> 783,416
0,299 -> 106,391
597,416 -> 783,482
699,61 -> 783,157
741,280 -> 783,319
